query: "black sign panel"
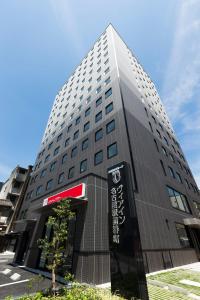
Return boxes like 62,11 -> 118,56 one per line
108,161 -> 148,300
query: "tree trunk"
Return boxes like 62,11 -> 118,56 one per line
52,266 -> 56,296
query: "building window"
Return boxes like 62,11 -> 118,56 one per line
176,223 -> 191,248
185,178 -> 190,189
172,145 -> 176,153
73,130 -> 79,140
54,146 -> 60,156
68,166 -> 75,179
167,186 -> 190,213
40,169 -> 47,178
60,122 -> 65,129
169,154 -> 175,162
95,111 -> 102,123
94,150 -> 103,165
178,161 -> 182,169
45,154 -> 50,163
162,147 -> 167,156
85,107 -> 91,117
160,160 -> 166,176
84,121 -> 90,132
106,120 -> 115,134
46,179 -> 53,190
71,146 -> 78,158
36,185 -> 43,196
97,75 -> 101,82
62,154 -> 67,164
57,133 -> 63,142
48,142 -> 53,150
156,129 -> 161,139
65,138 -> 70,147
105,88 -> 112,99
58,172 -> 64,184
176,172 -> 182,183
95,128 -> 103,141
144,107 -> 148,117
105,102 -> 113,114
82,138 -> 89,150
80,159 -> 87,173
75,116 -> 81,125
50,161 -> 56,172
149,122 -> 153,132
67,124 -> 72,132
96,86 -> 102,94
104,67 -> 110,75
86,96 -> 91,104
96,97 -> 102,107
168,166 -> 175,178
105,77 -> 111,85
154,139 -> 159,152
107,142 -> 118,159
164,137 -> 169,146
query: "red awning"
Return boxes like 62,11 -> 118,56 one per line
43,183 -> 86,206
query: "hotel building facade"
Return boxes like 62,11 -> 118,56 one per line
13,24 -> 200,285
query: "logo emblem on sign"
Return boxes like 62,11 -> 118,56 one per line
112,169 -> 121,184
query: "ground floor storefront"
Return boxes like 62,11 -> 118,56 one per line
10,174 -> 200,286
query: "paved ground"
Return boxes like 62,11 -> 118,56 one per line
1,252 -> 200,300
0,252 -> 52,300
147,262 -> 200,300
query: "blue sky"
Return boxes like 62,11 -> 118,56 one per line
0,0 -> 200,187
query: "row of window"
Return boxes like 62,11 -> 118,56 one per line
32,120 -> 116,184
154,137 -> 193,181
39,88 -> 112,152
53,55 -> 109,109
160,160 -> 197,193
45,72 -> 111,140
37,103 -> 114,170
35,88 -> 113,165
147,110 -> 184,162
43,58 -> 111,146
53,72 -> 110,114
61,35 -> 108,92
28,142 -> 118,199
52,66 -> 110,116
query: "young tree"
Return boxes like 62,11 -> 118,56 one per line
38,198 -> 75,294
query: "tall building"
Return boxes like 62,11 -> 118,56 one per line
0,165 -> 32,252
14,24 -> 200,284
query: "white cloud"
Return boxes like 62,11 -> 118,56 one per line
161,0 -> 200,188
162,0 -> 200,121
49,0 -> 84,56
